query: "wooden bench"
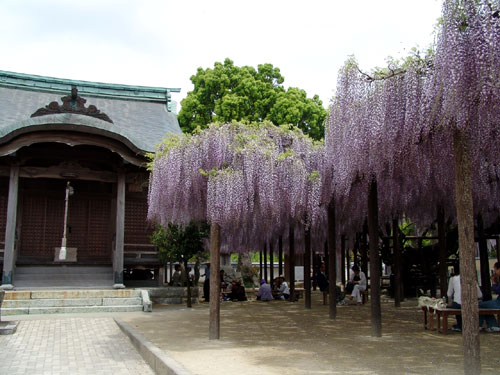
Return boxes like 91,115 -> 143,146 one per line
421,306 -> 500,334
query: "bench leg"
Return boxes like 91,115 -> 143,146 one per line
429,311 -> 435,331
441,313 -> 449,334
422,308 -> 428,330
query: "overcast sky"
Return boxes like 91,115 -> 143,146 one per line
0,0 -> 442,109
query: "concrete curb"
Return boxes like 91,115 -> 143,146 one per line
114,318 -> 192,375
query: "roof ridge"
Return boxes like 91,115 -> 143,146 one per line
0,70 -> 180,107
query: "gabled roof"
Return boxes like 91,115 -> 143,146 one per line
0,70 -> 182,153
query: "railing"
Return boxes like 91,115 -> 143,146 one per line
123,244 -> 159,265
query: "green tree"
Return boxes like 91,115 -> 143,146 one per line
178,58 -> 327,140
151,221 -> 209,307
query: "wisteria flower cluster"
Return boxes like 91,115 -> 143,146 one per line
325,0 -> 500,236
148,121 -> 323,253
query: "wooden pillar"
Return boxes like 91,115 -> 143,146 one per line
209,223 -> 221,340
477,215 -> 492,301
361,223 -> 369,276
341,235 -> 346,285
393,218 -> 402,307
289,224 -> 295,302
269,242 -> 274,286
368,178 -> 382,337
1,165 -> 19,289
304,228 -> 311,309
278,236 -> 283,277
453,129 -> 480,374
259,250 -> 263,280
113,171 -> 126,289
437,207 -> 448,299
263,243 -> 268,283
497,237 -> 500,264
327,201 -> 337,319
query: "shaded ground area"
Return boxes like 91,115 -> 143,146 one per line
121,291 -> 500,375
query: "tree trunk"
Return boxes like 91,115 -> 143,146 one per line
209,223 -> 221,340
477,214 -> 492,301
327,201 -> 337,319
368,178 -> 382,337
289,224 -> 296,302
453,129 -> 480,374
393,218 -> 402,307
438,206 -> 448,299
304,228 -> 312,309
259,250 -> 263,280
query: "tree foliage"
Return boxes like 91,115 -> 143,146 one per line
151,221 -> 208,265
178,58 -> 327,140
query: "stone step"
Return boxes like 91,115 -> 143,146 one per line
14,274 -> 113,280
1,304 -> 143,316
2,297 -> 142,308
4,289 -> 141,300
15,266 -> 112,275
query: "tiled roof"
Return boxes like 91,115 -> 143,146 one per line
0,71 -> 182,153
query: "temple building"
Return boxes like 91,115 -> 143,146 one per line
0,70 -> 181,289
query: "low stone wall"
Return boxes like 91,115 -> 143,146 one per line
0,290 -> 4,321
147,287 -> 199,305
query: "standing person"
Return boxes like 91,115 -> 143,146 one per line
447,270 -> 483,332
346,265 -> 366,305
479,262 -> 500,332
257,279 -> 274,301
171,264 -> 182,287
317,263 -> 329,305
202,262 -> 210,302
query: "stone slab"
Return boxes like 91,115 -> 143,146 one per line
103,297 -> 143,306
0,321 -> 18,335
30,289 -> 140,299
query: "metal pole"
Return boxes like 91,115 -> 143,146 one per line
59,181 -> 71,260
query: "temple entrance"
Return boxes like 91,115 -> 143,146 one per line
18,178 -> 113,264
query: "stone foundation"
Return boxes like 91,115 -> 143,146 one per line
147,287 -> 199,305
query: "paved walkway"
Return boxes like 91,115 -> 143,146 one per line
0,317 -> 154,375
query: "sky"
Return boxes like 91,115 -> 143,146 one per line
0,0 -> 443,110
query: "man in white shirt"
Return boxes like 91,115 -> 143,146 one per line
276,276 -> 290,300
447,273 -> 483,331
347,265 -> 367,305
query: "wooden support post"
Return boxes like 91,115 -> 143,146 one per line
278,236 -> 283,277
327,201 -> 337,319
289,224 -> 295,302
341,235 -> 346,285
113,171 -> 126,289
478,214 -> 492,301
269,241 -> 274,286
259,250 -> 263,280
368,178 -> 382,337
304,228 -> 312,309
209,223 -> 221,340
393,218 -> 402,307
437,207 -> 448,299
453,129 -> 480,374
497,237 -> 500,264
1,165 -> 19,289
361,223 -> 368,277
263,243 -> 268,283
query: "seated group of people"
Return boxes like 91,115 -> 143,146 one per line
317,263 -> 366,306
447,261 -> 500,333
256,276 -> 290,301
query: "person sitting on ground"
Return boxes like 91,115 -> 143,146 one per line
220,269 -> 228,290
257,279 -> 274,301
479,262 -> 500,332
171,264 -> 182,287
275,276 -> 290,300
346,265 -> 366,305
230,278 -> 247,301
447,266 -> 483,332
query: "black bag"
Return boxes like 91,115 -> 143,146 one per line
345,282 -> 354,294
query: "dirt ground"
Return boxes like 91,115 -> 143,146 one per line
121,291 -> 500,375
